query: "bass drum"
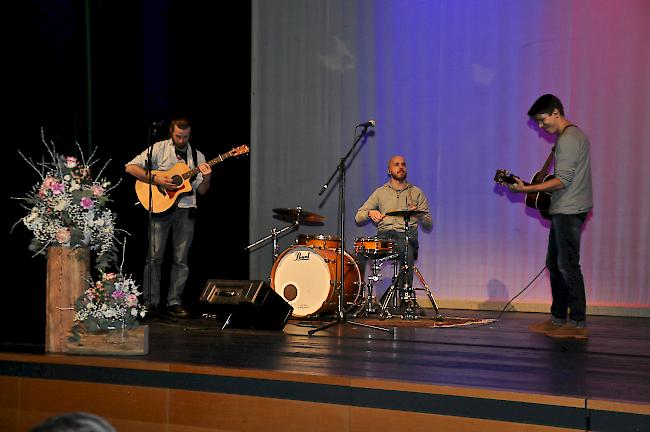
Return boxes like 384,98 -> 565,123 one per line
271,245 -> 362,318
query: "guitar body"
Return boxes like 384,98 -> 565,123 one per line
525,171 -> 554,220
135,162 -> 192,213
494,168 -> 554,220
134,144 -> 249,213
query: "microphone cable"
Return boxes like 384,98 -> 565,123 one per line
495,266 -> 547,320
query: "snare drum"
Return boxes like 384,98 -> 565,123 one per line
296,234 -> 341,250
354,236 -> 395,258
271,245 -> 362,317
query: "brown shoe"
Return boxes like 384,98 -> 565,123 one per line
545,323 -> 588,340
528,319 -> 563,334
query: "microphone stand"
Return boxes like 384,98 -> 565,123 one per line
308,125 -> 390,335
144,122 -> 177,323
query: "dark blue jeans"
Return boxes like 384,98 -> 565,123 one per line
378,229 -> 419,290
143,207 -> 196,308
546,213 -> 588,324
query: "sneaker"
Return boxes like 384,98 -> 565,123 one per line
528,319 -> 563,334
545,323 -> 588,340
167,304 -> 190,318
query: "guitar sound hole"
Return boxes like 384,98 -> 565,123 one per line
171,175 -> 183,187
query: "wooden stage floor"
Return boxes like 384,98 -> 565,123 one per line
2,309 -> 650,431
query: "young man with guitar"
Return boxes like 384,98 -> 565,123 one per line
125,117 -> 212,318
509,94 -> 593,339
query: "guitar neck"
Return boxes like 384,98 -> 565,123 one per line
182,151 -> 234,180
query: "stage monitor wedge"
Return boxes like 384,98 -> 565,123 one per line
199,279 -> 293,331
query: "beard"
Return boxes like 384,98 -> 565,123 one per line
391,171 -> 407,181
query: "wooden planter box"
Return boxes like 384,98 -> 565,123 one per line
66,325 -> 149,355
46,246 -> 90,353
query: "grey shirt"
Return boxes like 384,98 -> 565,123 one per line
550,126 -> 593,215
355,182 -> 433,235
126,139 -> 206,209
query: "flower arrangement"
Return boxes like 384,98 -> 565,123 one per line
70,270 -> 147,341
14,131 -> 121,269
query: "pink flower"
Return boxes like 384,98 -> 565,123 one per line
55,228 -> 71,244
50,182 -> 64,195
80,197 -> 94,209
126,294 -> 138,307
111,290 -> 125,300
65,157 -> 78,168
92,184 -> 105,197
39,176 -> 59,196
103,272 -> 117,282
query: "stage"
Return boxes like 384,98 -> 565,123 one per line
2,309 -> 649,431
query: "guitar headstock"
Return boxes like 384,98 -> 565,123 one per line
494,169 -> 516,185
229,145 -> 250,157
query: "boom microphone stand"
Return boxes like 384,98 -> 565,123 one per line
309,121 -> 390,335
144,121 -> 176,323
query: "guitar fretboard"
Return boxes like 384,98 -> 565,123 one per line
182,151 -> 234,180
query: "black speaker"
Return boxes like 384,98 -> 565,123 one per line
199,280 -> 293,330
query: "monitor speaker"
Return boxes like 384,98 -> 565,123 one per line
199,279 -> 293,330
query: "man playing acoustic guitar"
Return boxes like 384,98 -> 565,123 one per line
126,117 -> 212,318
509,94 -> 593,339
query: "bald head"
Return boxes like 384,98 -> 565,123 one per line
387,155 -> 407,181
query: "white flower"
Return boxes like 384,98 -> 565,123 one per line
53,198 -> 67,212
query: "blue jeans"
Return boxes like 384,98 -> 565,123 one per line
143,208 -> 195,307
546,213 -> 588,324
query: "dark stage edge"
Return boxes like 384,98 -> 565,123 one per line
2,310 -> 650,431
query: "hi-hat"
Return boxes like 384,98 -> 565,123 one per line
273,207 -> 325,225
385,209 -> 427,217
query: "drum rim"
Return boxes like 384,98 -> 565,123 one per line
297,233 -> 341,241
354,236 -> 394,244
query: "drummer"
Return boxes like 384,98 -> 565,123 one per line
354,155 -> 433,292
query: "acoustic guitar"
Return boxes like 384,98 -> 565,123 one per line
494,147 -> 555,220
135,144 -> 249,213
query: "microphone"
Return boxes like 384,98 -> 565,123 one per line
356,120 -> 376,128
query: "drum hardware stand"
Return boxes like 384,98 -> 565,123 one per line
309,122 -> 391,335
378,213 -> 420,320
352,253 -> 397,318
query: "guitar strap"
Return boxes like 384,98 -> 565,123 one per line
540,146 -> 555,175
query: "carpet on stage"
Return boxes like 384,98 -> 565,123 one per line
292,316 -> 496,328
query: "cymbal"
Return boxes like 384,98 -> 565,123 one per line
273,207 -> 325,225
385,209 -> 427,217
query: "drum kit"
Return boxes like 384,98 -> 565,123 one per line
249,207 -> 441,321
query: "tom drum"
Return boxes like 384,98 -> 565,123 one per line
295,234 -> 341,250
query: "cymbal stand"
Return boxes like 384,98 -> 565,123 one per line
244,220 -> 299,262
413,266 -> 443,320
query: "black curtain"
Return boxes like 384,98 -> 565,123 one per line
3,0 -> 251,350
